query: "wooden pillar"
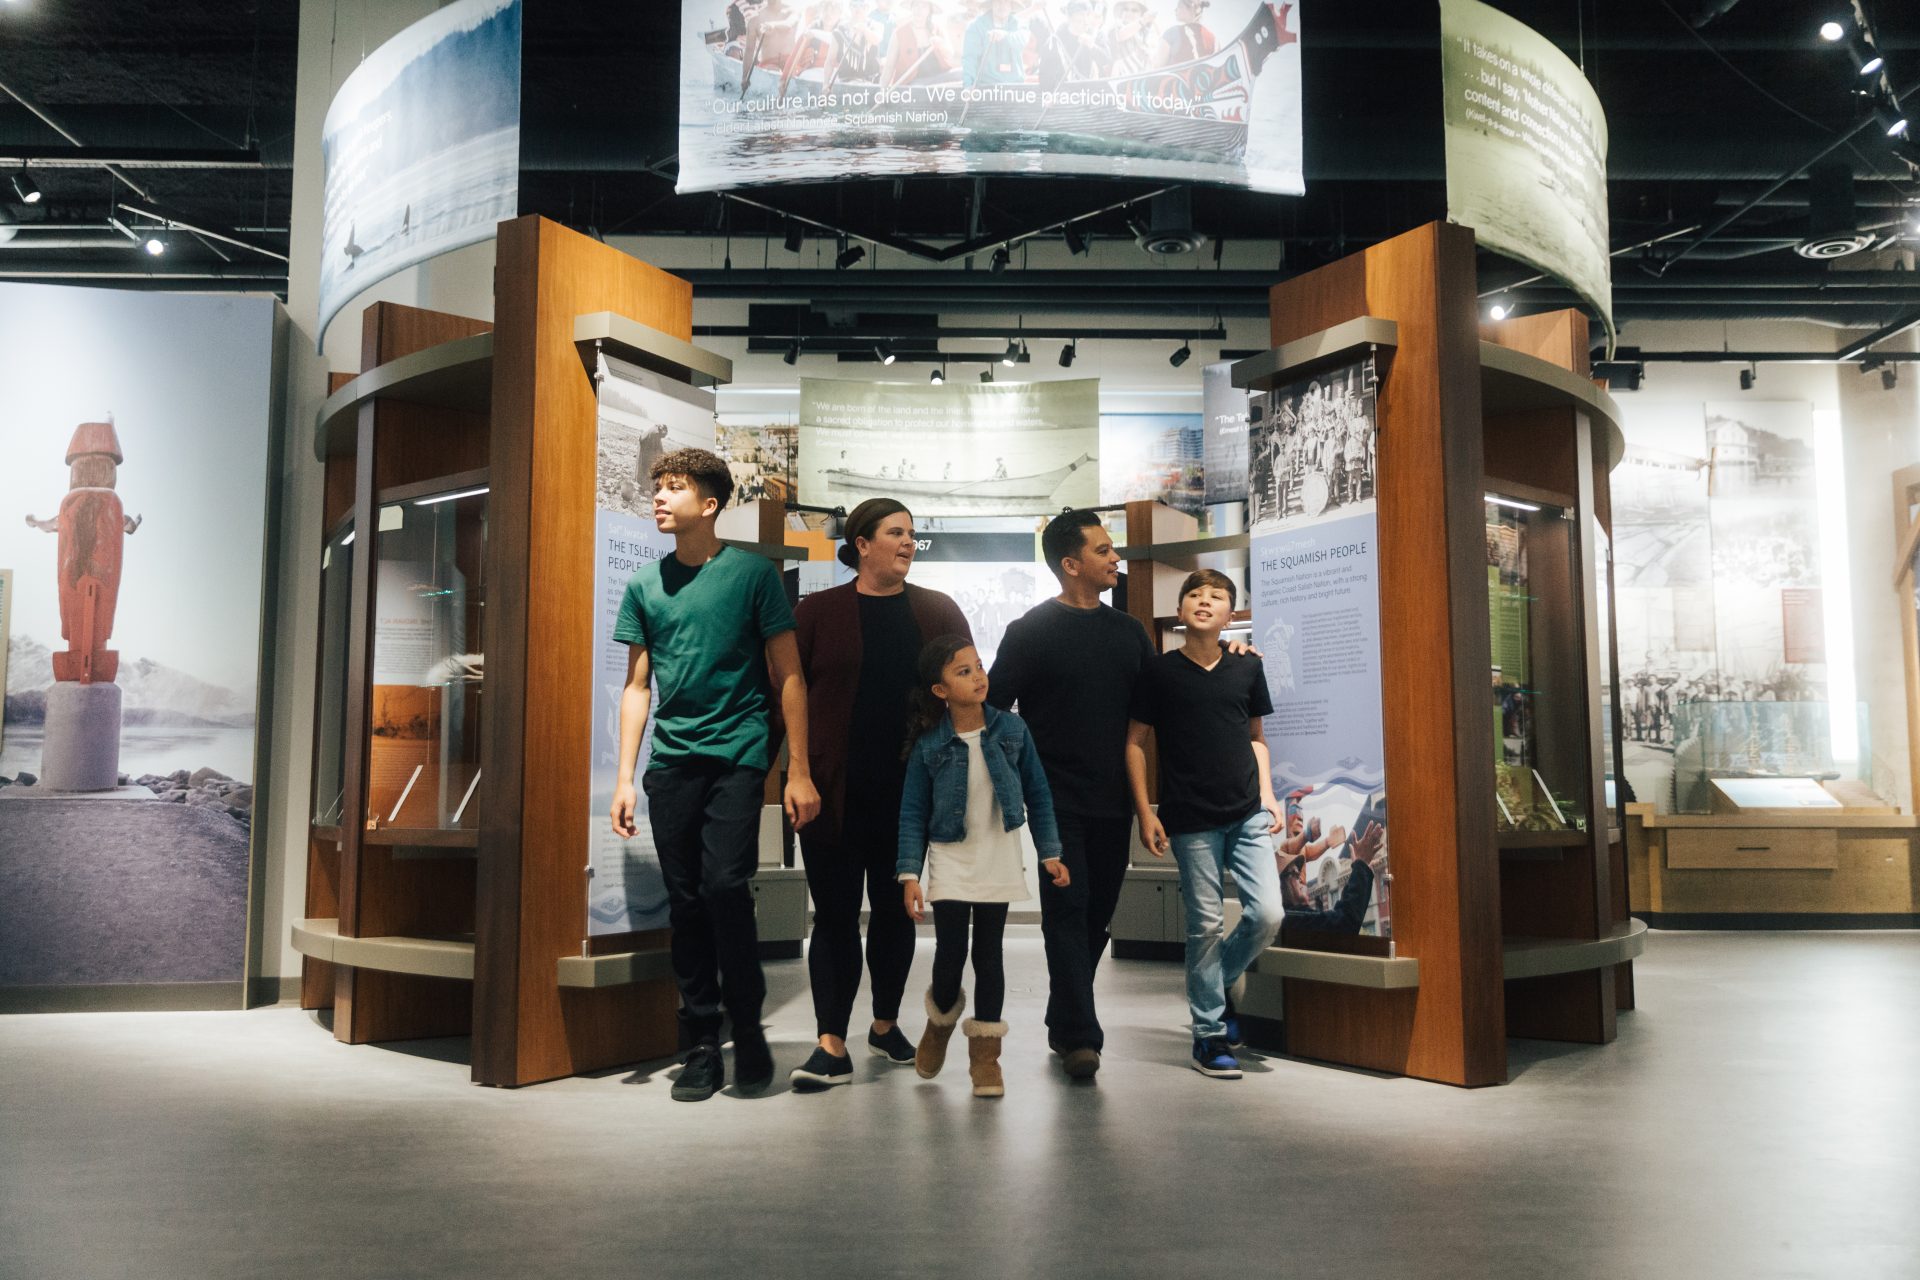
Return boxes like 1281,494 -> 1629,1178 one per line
474,217 -> 692,1086
1269,222 -> 1506,1087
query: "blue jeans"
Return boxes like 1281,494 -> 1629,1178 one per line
1169,808 -> 1283,1040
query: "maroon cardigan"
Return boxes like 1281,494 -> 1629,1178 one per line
793,580 -> 972,842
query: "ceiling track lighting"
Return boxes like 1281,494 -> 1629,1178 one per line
1059,341 -> 1077,368
1876,100 -> 1910,138
1002,338 -> 1021,367
1063,225 -> 1088,256
835,238 -> 865,270
990,246 -> 1011,274
783,339 -> 801,366
874,342 -> 896,366
10,171 -> 40,205
929,367 -> 944,385
1488,298 -> 1512,321
1819,19 -> 1847,43
783,220 -> 803,253
1739,363 -> 1756,391
980,368 -> 994,384
143,229 -> 167,256
1848,36 -> 1884,77
1169,342 -> 1192,368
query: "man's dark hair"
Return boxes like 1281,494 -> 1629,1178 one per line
649,447 -> 732,513
1178,568 -> 1237,611
1041,509 -> 1103,582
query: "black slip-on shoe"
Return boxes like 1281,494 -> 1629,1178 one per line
789,1046 -> 854,1089
866,1025 -> 916,1065
671,1044 -> 725,1102
732,1028 -> 775,1093
1063,1047 -> 1102,1079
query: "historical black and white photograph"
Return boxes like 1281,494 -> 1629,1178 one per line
594,355 -> 718,518
1247,354 -> 1378,534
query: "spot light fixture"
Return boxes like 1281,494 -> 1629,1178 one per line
980,368 -> 995,384
1059,340 -> 1077,368
874,342 -> 896,366
1488,298 -> 1512,321
990,246 -> 1011,274
1739,363 -> 1756,391
1849,35 -> 1885,77
1002,338 -> 1020,367
783,220 -> 803,253
1876,101 -> 1910,138
143,230 -> 167,256
783,339 -> 801,365
1063,225 -> 1088,256
1884,365 -> 1900,391
835,238 -> 865,270
1819,19 -> 1846,42
1169,341 -> 1192,368
930,366 -> 944,385
10,171 -> 40,205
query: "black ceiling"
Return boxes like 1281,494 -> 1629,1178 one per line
2,0 -> 1917,328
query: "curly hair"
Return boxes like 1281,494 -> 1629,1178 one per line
648,446 -> 732,513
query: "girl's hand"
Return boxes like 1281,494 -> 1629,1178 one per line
902,878 -> 925,923
1043,858 -> 1070,887
1139,813 -> 1170,859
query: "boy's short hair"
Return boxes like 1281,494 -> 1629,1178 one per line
1178,568 -> 1237,611
649,447 -> 732,512
1041,509 -> 1103,582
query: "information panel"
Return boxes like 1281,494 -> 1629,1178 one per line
1440,0 -> 1611,336
678,1 -> 1303,195
1248,354 -> 1391,938
588,357 -> 717,937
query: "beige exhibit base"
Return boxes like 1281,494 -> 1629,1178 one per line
40,681 -> 122,792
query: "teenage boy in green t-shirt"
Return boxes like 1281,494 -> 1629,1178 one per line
610,448 -> 820,1101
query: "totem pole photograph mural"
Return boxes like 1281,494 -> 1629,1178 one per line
24,421 -> 142,791
0,285 -> 274,1007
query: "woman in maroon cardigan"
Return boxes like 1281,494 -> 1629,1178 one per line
786,498 -> 972,1089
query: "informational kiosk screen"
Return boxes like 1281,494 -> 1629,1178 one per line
678,1 -> 1303,195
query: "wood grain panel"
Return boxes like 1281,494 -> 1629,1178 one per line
1270,221 -> 1505,1087
1481,311 -> 1590,374
1500,849 -> 1599,940
477,216 -> 695,1086
1653,835 -> 1916,912
1505,970 -> 1613,1043
1483,408 -> 1577,497
301,832 -> 340,1010
335,971 -> 471,1045
1667,827 -> 1839,869
1282,981 -> 1419,1075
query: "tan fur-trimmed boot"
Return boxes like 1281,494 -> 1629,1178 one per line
915,987 -> 966,1079
964,1019 -> 1007,1098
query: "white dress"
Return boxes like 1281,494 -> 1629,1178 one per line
922,729 -> 1031,904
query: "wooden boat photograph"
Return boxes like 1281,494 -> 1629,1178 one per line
825,452 -> 1095,503
695,2 -> 1295,174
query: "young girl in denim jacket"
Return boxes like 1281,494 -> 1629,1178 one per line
897,634 -> 1067,1097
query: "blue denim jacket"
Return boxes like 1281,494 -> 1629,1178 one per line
896,705 -> 1063,878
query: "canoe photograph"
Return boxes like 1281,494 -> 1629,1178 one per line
824,451 -> 1095,503
678,0 -> 1302,193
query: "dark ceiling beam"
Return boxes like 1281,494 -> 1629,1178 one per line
0,72 -> 154,200
1839,310 -> 1920,361
0,259 -> 285,281
0,145 -> 265,170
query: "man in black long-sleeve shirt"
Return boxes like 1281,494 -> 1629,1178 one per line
988,510 -> 1154,1078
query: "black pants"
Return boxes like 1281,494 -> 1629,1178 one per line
1036,810 -> 1133,1051
930,900 -> 1008,1022
798,801 -> 915,1039
643,760 -> 767,1045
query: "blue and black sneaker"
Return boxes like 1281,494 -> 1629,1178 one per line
1190,1037 -> 1242,1079
1225,973 -> 1248,1048
1222,1008 -> 1244,1050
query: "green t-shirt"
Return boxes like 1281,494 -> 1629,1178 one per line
613,544 -> 796,771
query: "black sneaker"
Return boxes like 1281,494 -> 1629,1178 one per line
672,1043 -> 725,1101
866,1025 -> 915,1065
732,1027 -> 775,1093
789,1046 -> 854,1089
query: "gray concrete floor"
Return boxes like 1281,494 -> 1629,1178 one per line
2,929 -> 1916,1280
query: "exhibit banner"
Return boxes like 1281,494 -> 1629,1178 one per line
0,285 -> 275,1001
798,377 -> 1099,516
0,569 -> 10,754
1247,354 -> 1390,939
588,356 -> 718,937
318,0 -> 522,347
677,1 -> 1303,195
1100,413 -> 1204,514
1440,0 -> 1612,337
1202,360 -> 1250,505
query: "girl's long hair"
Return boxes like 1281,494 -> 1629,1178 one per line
902,633 -> 975,760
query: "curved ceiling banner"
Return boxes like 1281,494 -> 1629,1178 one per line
318,0 -> 522,348
678,1 -> 1303,195
1440,0 -> 1612,337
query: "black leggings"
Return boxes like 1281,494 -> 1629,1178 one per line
930,900 -> 1008,1022
798,808 -> 915,1039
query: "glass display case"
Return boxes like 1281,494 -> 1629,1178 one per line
365,485 -> 487,831
1486,494 -> 1590,837
313,517 -> 355,829
1668,699 -> 1852,813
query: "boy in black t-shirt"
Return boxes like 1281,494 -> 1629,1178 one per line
1125,570 -> 1284,1080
